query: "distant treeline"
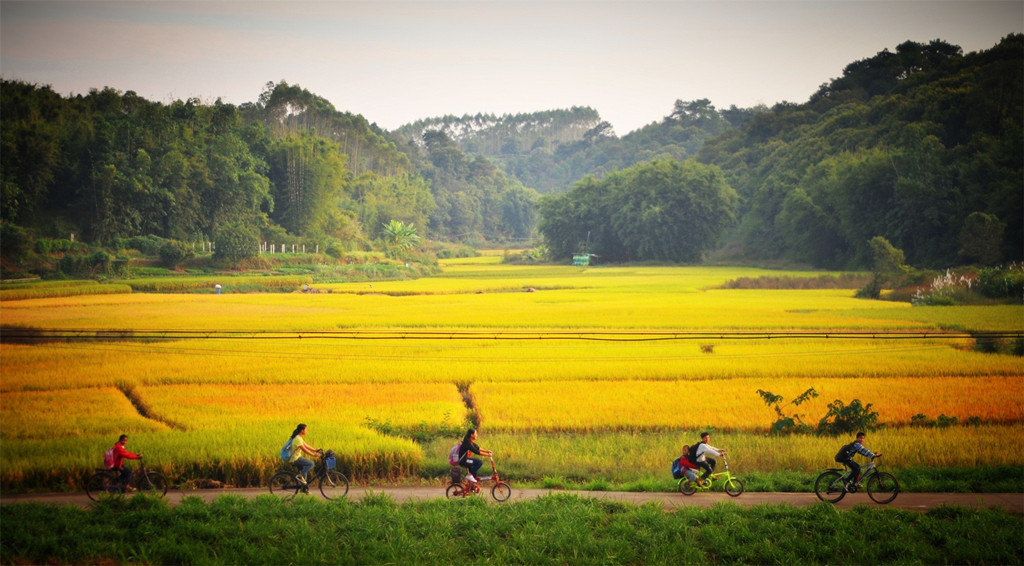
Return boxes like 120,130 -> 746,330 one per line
0,80 -> 536,253
2,36 -> 1020,270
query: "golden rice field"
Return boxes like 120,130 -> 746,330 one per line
473,377 -> 1024,432
465,425 -> 1024,484
1,258 -> 1022,490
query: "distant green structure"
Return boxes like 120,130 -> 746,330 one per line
572,254 -> 594,266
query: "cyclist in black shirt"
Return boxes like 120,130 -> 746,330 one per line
458,428 -> 493,483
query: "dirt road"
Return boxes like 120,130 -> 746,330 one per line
4,487 -> 1022,513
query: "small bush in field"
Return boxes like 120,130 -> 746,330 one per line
817,398 -> 879,435
757,388 -> 819,435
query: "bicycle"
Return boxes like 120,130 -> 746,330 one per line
446,457 -> 511,502
814,455 -> 899,504
86,457 -> 169,501
677,455 -> 744,496
268,449 -> 349,501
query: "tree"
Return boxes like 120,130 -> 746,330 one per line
958,211 -> 1004,266
816,399 -> 879,436
214,222 -> 259,266
857,236 -> 910,298
538,158 -> 737,262
267,132 -> 350,236
158,239 -> 195,269
351,172 -> 434,242
757,388 -> 819,435
382,219 -> 420,259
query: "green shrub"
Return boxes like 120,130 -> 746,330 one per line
113,235 -> 166,255
977,264 -> 1024,301
214,223 -> 259,266
816,398 -> 879,436
325,244 -> 343,259
34,237 -> 77,255
855,279 -> 882,299
88,250 -> 113,274
1,222 -> 34,262
158,240 -> 195,269
757,388 -> 818,435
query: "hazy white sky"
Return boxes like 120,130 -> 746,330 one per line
2,1 -> 1021,134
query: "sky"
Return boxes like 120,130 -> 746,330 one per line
2,1 -> 1021,135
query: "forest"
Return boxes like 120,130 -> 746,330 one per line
1,35 -> 1020,274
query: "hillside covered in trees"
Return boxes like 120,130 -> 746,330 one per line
0,79 -> 540,256
1,35 -> 1020,273
696,36 -> 1022,269
536,36 -> 1022,266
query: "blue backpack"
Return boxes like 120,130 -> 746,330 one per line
280,438 -> 293,462
671,457 -> 684,480
672,456 -> 696,482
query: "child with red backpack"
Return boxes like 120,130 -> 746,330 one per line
104,434 -> 142,491
671,450 -> 699,483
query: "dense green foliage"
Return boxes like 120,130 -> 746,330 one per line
395,100 -> 760,194
3,37 -> 1020,271
698,36 -> 1023,269
398,130 -> 539,242
538,158 -> 737,261
0,80 -> 532,254
2,495 -> 1021,565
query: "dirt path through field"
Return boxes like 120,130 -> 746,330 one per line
4,487 -> 1022,513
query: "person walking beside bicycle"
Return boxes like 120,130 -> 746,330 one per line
691,432 -> 726,485
105,434 -> 142,492
835,431 -> 879,489
286,424 -> 322,485
458,428 -> 492,484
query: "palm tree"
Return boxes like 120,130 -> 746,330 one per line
383,219 -> 420,258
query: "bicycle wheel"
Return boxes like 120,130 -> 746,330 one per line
318,470 -> 349,500
814,471 -> 847,503
867,472 -> 899,504
678,479 -> 697,496
137,471 -> 169,497
491,481 -> 512,502
446,483 -> 465,499
86,472 -> 119,501
725,477 -> 745,497
269,472 -> 300,501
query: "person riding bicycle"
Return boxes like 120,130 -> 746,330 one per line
691,432 -> 726,485
107,434 -> 142,492
457,428 -> 492,484
287,424 -> 322,485
835,431 -> 879,489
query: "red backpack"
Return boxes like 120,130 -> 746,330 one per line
103,446 -> 116,469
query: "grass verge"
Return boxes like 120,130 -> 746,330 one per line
2,494 -> 1021,565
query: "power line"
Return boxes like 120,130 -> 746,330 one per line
2,328 -> 1019,342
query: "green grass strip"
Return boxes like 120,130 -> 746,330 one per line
2,494 -> 1021,565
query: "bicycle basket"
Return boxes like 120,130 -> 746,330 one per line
324,450 -> 336,470
450,467 -> 461,483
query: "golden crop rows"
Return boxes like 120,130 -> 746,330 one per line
2,333 -> 1020,394
473,377 -> 1024,432
134,383 -> 467,431
2,260 -> 1021,488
